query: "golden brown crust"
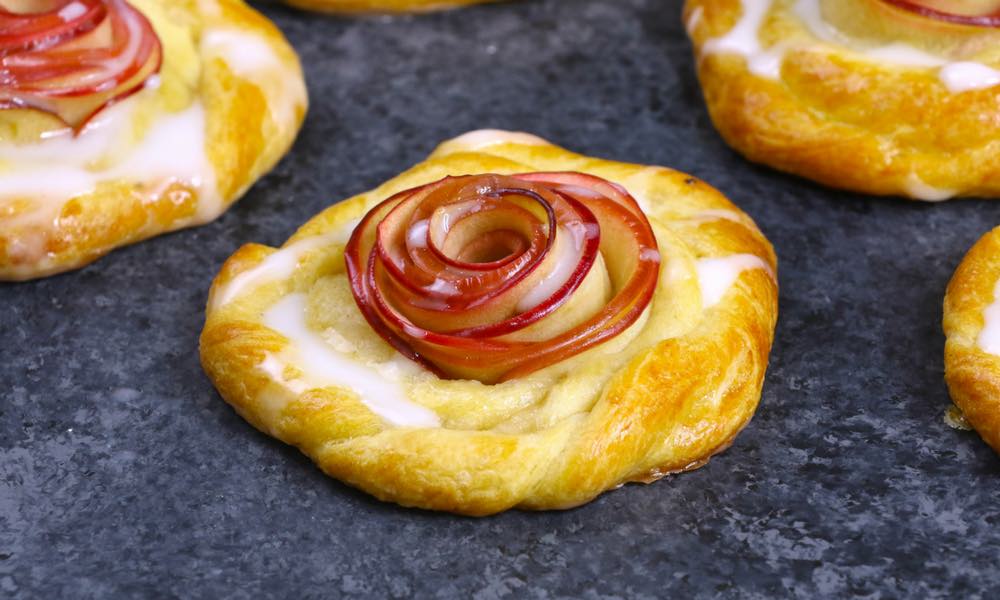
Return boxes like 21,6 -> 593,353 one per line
0,0 -> 307,281
684,0 -> 1000,200
200,130 -> 780,515
281,0 -> 498,13
944,226 -> 1000,453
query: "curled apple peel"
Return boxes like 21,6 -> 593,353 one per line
345,173 -> 662,384
881,0 -> 1000,26
0,0 -> 163,131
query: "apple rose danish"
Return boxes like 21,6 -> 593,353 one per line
201,130 -> 779,515
944,226 -> 1000,454
685,0 -> 1000,200
0,0 -> 307,280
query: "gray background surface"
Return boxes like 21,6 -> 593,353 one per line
4,0 -> 1000,597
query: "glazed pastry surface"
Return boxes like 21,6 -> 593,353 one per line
0,0 -> 308,281
281,0 -> 498,14
200,130 -> 779,515
944,226 -> 1000,453
684,0 -> 1000,200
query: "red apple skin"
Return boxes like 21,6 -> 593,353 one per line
0,0 -> 106,53
880,0 -> 1000,27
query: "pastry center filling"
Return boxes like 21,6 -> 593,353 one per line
344,173 -> 662,384
0,0 -> 163,132
208,164 -> 773,430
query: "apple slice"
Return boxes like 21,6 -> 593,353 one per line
881,0 -> 1000,26
0,0 -> 162,132
0,1 -> 106,53
344,172 -> 660,383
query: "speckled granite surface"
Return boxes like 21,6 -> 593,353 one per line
3,0 -> 1000,597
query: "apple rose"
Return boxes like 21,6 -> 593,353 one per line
880,0 -> 1000,26
0,0 -> 163,131
345,173 -> 661,383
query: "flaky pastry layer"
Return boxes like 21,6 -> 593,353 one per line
0,0 -> 307,281
944,227 -> 1000,453
200,130 -> 779,515
685,0 -> 1000,200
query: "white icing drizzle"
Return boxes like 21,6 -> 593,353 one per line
686,5 -> 705,33
702,0 -> 1000,92
939,61 -> 1000,93
447,129 -> 549,150
202,30 -> 277,74
702,0 -> 787,78
904,173 -> 956,202
262,293 -> 441,428
212,219 -> 360,309
0,95 -> 218,229
200,29 -> 307,132
696,254 -> 774,308
978,277 -> 1000,356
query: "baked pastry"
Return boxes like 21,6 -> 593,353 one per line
944,226 -> 1000,453
200,130 -> 779,515
0,0 -> 307,281
281,0 -> 497,14
684,0 -> 1000,200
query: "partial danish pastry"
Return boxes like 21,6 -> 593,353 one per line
0,0 -> 307,280
200,130 -> 779,515
280,0 -> 497,14
944,226 -> 1000,454
685,0 -> 1000,200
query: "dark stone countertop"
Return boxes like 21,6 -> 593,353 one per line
4,0 -> 1000,597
